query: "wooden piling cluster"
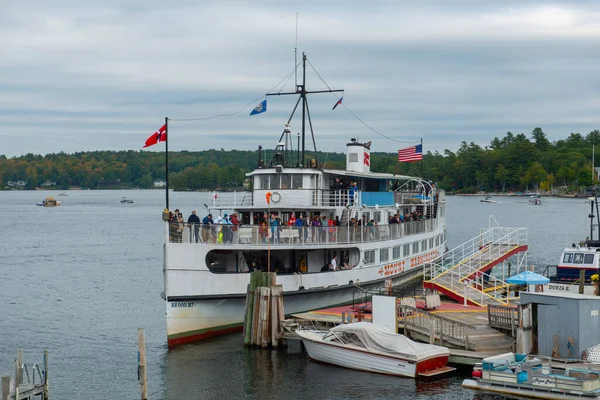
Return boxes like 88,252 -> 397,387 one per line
2,349 -> 48,400
243,271 -> 286,348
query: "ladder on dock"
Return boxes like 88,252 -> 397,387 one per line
1,350 -> 48,400
424,220 -> 528,306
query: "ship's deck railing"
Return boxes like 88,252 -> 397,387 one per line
204,188 -> 438,209
165,218 -> 442,247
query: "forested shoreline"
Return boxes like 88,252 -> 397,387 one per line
1,127 -> 598,193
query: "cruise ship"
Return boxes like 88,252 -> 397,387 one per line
162,54 -> 448,347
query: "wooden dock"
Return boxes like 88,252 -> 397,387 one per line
1,349 -> 48,400
284,297 -> 517,366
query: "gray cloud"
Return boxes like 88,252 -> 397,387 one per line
2,1 -> 600,157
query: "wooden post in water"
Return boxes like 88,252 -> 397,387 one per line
244,272 -> 259,346
2,376 -> 10,400
579,269 -> 586,294
138,328 -> 148,400
43,350 -> 49,400
15,349 -> 22,395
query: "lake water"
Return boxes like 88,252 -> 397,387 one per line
0,190 -> 591,399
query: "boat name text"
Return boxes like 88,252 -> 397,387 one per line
171,302 -> 195,308
378,250 -> 440,276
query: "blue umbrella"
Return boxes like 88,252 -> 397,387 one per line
506,270 -> 550,285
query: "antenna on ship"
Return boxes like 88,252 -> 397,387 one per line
267,53 -> 343,168
294,12 -> 298,88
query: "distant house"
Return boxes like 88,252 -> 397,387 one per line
7,180 -> 27,188
154,180 -> 166,187
40,181 -> 57,187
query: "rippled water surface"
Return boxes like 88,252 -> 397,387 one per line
0,190 -> 588,399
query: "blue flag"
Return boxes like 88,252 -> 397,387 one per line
250,100 -> 267,115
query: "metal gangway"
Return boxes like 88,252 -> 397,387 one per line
424,217 -> 528,307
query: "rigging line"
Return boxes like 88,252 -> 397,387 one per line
306,59 -> 334,92
307,59 -> 418,144
170,66 -> 298,122
277,69 -> 296,94
341,104 -> 418,144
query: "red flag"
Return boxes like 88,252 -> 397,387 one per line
143,124 -> 167,148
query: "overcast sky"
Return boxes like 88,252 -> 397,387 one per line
2,1 -> 600,158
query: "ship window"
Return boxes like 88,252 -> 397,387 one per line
412,242 -> 419,253
349,153 -> 358,163
393,246 -> 401,259
404,244 -> 410,256
430,238 -> 434,248
584,254 -> 595,264
260,175 -> 269,190
269,175 -> 279,189
281,174 -> 291,189
563,253 -> 573,263
380,248 -> 389,262
364,250 -> 375,264
573,253 -> 584,264
374,211 -> 381,222
292,175 -> 303,189
421,240 -> 427,251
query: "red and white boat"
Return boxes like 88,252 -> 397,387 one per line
296,322 -> 454,378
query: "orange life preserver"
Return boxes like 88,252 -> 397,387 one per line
266,192 -> 272,204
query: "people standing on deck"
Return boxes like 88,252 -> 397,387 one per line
311,216 -> 320,243
168,212 -> 179,242
230,213 -> 239,244
295,213 -> 304,243
176,212 -> 184,243
320,215 -> 328,243
348,181 -> 358,205
259,218 -> 269,243
269,213 -> 280,243
222,214 -> 232,243
187,210 -> 201,243
201,213 -> 214,243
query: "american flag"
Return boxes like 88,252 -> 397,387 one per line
398,144 -> 423,162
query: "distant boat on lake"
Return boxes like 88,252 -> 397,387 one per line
120,196 -> 134,204
36,196 -> 61,207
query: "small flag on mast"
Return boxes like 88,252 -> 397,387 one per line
332,97 -> 343,110
250,100 -> 267,115
398,144 -> 423,162
143,124 -> 167,148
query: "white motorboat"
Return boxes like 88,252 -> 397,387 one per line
297,322 -> 454,378
162,53 -> 448,347
528,195 -> 541,205
120,196 -> 134,204
480,196 -> 496,203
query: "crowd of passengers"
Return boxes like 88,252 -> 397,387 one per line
166,208 -> 427,244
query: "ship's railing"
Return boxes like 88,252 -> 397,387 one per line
165,218 -> 442,246
204,188 -> 440,208
426,226 -> 528,281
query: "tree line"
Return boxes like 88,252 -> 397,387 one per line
1,127 -> 598,193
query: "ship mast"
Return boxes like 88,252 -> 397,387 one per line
267,53 -> 343,167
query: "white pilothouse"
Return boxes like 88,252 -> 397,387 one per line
162,54 -> 447,347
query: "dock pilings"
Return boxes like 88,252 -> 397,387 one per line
243,271 -> 286,348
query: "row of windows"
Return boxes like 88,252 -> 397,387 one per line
364,233 -> 445,265
563,252 -> 595,265
257,174 -> 309,190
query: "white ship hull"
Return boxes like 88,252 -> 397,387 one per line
165,244 -> 442,346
